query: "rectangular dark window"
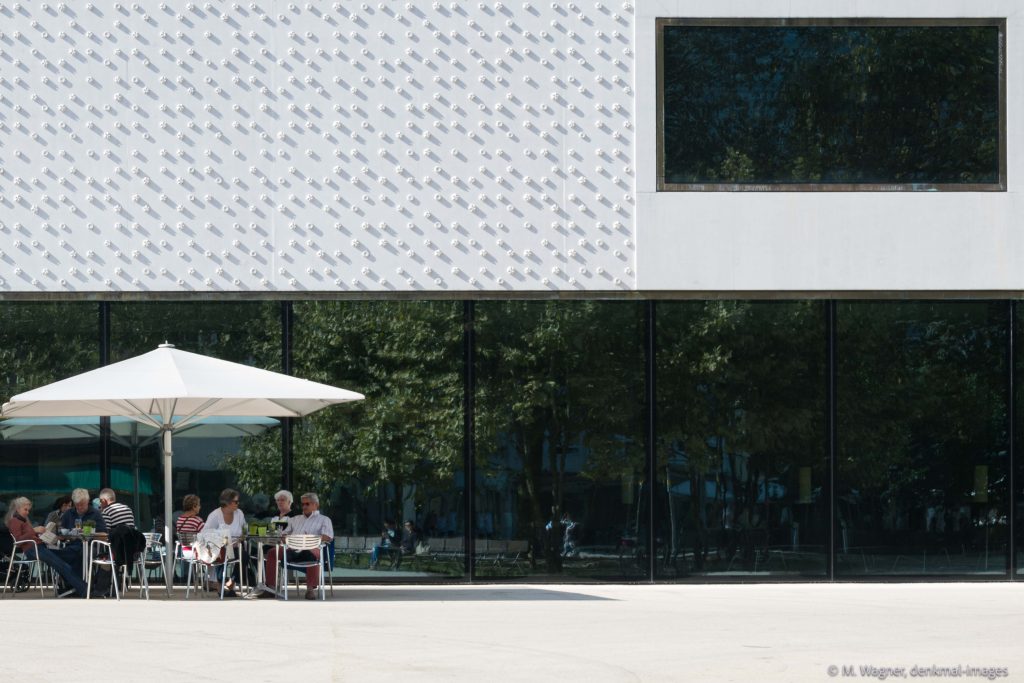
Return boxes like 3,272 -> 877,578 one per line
658,19 -> 1005,191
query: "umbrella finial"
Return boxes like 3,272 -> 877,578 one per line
158,342 -> 175,349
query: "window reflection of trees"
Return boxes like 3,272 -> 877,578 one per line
837,302 -> 1009,575
662,24 -> 1001,186
656,302 -> 828,577
476,301 -> 646,580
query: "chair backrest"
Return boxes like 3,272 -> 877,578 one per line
89,538 -> 112,562
285,534 -> 322,551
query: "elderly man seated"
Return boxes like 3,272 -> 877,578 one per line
254,492 -> 333,600
60,488 -> 107,534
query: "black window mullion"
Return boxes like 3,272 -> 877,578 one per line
99,301 -> 111,489
827,300 -> 837,581
281,300 -> 293,493
463,300 -> 476,581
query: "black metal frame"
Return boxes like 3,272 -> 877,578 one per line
827,300 -> 837,580
645,301 -> 657,583
99,301 -> 111,489
463,300 -> 476,581
1009,301 -> 1017,578
281,301 -> 294,493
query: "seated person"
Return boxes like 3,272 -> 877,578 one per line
98,488 -> 136,530
255,492 -> 334,600
395,520 -> 419,569
203,488 -> 245,595
369,519 -> 400,568
175,494 -> 205,536
45,495 -> 73,528
269,489 -> 297,529
94,488 -> 144,594
60,488 -> 107,534
5,496 -> 88,598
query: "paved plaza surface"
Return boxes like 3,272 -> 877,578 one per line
2,583 -> 1021,682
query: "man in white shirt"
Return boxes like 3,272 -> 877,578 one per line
256,492 -> 334,600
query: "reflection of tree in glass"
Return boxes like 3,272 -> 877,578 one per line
836,302 -> 1008,560
0,303 -> 99,398
476,301 -> 645,574
656,302 -> 826,573
663,25 -> 1000,185
227,301 -> 463,533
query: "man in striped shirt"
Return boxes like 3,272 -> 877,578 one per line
91,488 -> 139,597
98,488 -> 136,529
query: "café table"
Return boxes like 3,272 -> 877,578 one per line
58,531 -> 108,580
246,532 -> 285,592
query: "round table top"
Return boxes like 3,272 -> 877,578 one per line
58,531 -> 108,541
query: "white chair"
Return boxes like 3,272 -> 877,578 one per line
2,536 -> 45,598
280,534 -> 327,601
86,538 -> 138,600
174,532 -> 205,599
139,532 -> 169,598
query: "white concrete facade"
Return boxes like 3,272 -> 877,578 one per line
0,1 -> 1017,295
0,0 -> 636,293
636,1 -> 1022,293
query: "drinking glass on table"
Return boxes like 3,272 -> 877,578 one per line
74,519 -> 82,532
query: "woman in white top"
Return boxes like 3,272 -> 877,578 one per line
203,488 -> 245,594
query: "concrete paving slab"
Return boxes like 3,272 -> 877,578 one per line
1,583 -> 1021,682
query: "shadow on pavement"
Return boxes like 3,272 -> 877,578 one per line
334,588 -> 613,602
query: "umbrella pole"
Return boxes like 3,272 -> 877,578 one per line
163,430 -> 174,594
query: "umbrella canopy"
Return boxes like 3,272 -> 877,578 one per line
1,345 -> 363,426
1,343 -> 364,590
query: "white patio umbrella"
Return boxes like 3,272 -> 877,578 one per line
1,343 -> 364,589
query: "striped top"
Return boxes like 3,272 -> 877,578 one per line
175,514 -> 205,535
101,502 -> 136,530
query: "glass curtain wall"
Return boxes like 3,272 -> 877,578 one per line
0,298 -> 1020,582
655,301 -> 828,578
837,302 -> 1009,576
109,302 -> 282,530
291,301 -> 465,579
0,303 -> 101,525
474,301 -> 647,581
